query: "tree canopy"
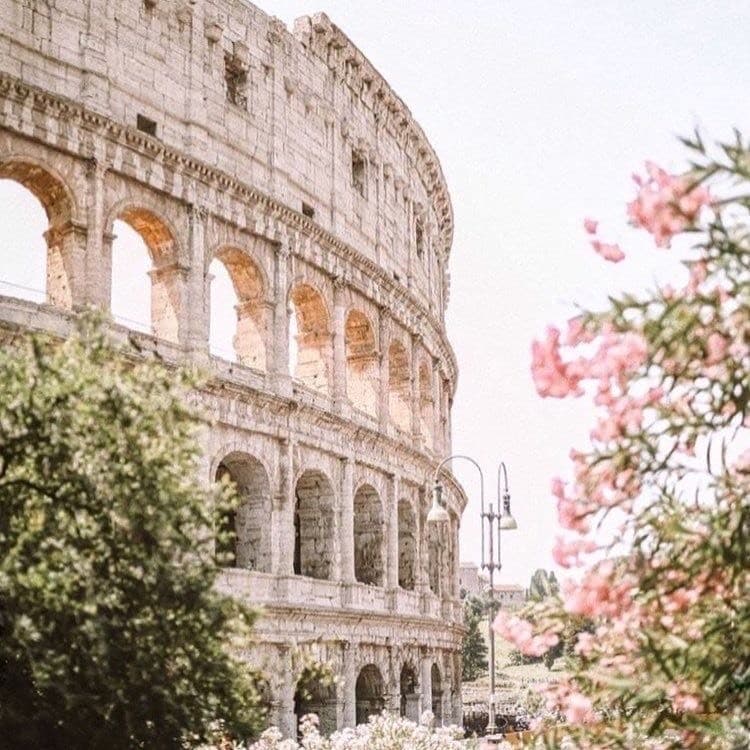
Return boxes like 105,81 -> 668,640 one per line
0,320 -> 265,749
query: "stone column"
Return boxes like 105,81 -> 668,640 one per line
421,651 -> 433,716
386,646 -> 400,714
342,642 -> 357,728
45,220 -> 88,310
83,157 -> 109,309
272,242 -> 291,393
339,456 -> 355,585
278,645 -> 296,737
378,308 -> 390,431
185,204 -> 209,358
452,516 -> 461,599
147,261 -> 189,345
414,488 -> 427,594
332,277 -> 348,414
410,332 -> 421,439
387,474 -> 400,591
432,360 -> 442,455
273,438 -> 295,577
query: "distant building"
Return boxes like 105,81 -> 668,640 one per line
459,562 -> 526,608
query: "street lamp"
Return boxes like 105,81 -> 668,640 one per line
429,456 -> 518,738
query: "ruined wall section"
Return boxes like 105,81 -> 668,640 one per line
0,0 -> 452,320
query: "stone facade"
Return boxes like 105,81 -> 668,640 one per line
0,0 -> 466,735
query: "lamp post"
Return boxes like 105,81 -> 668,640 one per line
429,456 -> 518,738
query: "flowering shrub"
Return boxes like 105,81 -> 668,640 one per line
242,712 -> 472,750
498,133 -> 750,748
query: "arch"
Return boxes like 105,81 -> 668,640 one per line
209,246 -> 267,369
355,664 -> 385,725
0,158 -> 77,309
388,340 -> 411,432
294,470 -> 336,580
214,452 -> 272,572
431,663 -> 443,725
110,204 -> 181,343
294,666 -> 337,737
289,283 -> 332,394
397,498 -> 417,590
353,483 -> 384,586
418,361 -> 434,447
344,309 -> 378,417
399,662 -> 419,721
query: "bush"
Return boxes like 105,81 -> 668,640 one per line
0,319 -> 265,749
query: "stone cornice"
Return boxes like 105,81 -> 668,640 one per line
0,72 -> 459,394
291,13 -> 454,264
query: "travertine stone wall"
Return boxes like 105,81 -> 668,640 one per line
0,0 -> 466,734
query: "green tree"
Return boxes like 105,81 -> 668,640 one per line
0,320 -> 265,749
462,594 -> 489,681
528,569 -> 559,602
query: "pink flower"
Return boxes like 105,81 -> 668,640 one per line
564,692 -> 596,724
668,684 -> 702,714
591,240 -> 625,263
734,449 -> 750,473
530,326 -> 583,398
705,332 -> 728,365
583,217 -> 599,234
552,536 -> 597,568
493,611 -> 559,657
628,162 -> 711,248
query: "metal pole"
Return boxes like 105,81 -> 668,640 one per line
487,500 -> 497,735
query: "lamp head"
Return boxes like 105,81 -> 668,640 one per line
499,491 -> 518,530
427,482 -> 450,525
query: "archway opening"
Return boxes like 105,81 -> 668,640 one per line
399,663 -> 419,720
419,362 -> 434,447
289,284 -> 331,393
431,663 -> 443,725
355,664 -> 384,726
294,666 -> 337,737
0,161 -> 74,308
345,310 -> 378,417
397,498 -> 417,590
214,452 -> 271,572
353,484 -> 384,586
111,207 -> 179,342
210,248 -> 266,368
388,340 -> 411,432
427,519 -> 441,596
294,470 -> 335,580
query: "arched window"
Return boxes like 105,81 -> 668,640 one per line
353,484 -> 384,586
209,247 -> 266,369
294,666 -> 337,737
289,284 -> 331,394
110,207 -> 180,342
214,452 -> 271,571
388,340 -> 411,432
431,663 -> 443,725
355,664 -> 384,725
418,362 -> 434,447
399,663 -> 419,720
344,310 -> 378,417
397,498 -> 417,590
294,470 -> 335,580
0,160 -> 75,308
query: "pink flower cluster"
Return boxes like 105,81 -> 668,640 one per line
563,561 -> 634,619
627,162 -> 712,248
492,611 -> 559,657
584,217 -> 625,263
667,684 -> 702,714
552,535 -> 597,568
531,325 -> 649,400
543,682 -> 598,725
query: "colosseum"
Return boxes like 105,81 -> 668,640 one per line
0,0 -> 467,736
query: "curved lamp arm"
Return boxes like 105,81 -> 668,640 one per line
431,454 -> 485,565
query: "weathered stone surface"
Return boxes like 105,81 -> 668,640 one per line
0,0 -> 465,733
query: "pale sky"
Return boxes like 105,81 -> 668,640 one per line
2,1 -> 748,587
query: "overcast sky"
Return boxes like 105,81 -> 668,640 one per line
2,1 -> 748,588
